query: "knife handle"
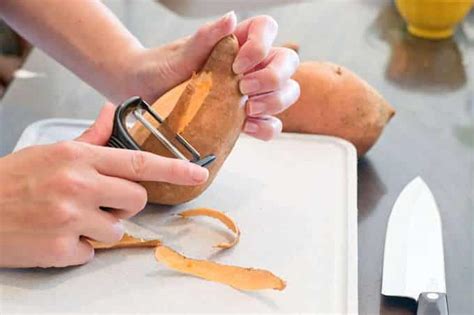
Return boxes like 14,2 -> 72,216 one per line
416,292 -> 448,315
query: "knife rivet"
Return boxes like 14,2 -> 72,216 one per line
427,293 -> 439,300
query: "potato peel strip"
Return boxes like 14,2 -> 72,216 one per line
89,234 -> 161,250
178,208 -> 240,249
88,209 -> 286,291
155,245 -> 286,291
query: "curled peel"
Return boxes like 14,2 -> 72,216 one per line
89,234 -> 161,250
178,208 -> 240,249
155,245 -> 286,291
88,209 -> 286,291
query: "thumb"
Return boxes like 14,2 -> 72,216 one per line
76,102 -> 115,145
177,11 -> 237,74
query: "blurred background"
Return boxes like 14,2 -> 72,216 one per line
0,20 -> 30,98
0,0 -> 473,99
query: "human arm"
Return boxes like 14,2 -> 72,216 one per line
0,0 -> 300,140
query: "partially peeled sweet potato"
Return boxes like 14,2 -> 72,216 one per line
132,35 -> 245,205
277,56 -> 395,156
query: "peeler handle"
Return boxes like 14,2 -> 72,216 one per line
106,96 -> 142,150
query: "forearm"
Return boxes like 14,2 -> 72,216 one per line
0,0 -> 144,103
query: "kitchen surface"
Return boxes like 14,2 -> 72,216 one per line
0,0 -> 473,314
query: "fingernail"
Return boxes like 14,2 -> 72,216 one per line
240,78 -> 260,95
240,95 -> 248,108
114,221 -> 125,235
221,10 -> 236,21
244,122 -> 259,134
233,57 -> 251,74
191,165 -> 209,183
248,101 -> 266,116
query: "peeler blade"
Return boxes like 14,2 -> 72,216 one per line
194,154 -> 216,167
108,96 -> 216,168
133,109 -> 188,161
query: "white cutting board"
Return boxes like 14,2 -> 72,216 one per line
1,119 -> 358,314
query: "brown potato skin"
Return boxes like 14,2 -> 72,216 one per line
132,35 -> 245,205
277,62 -> 395,156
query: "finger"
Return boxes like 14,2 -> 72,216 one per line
154,12 -> 237,96
76,102 -> 115,145
247,79 -> 300,116
96,175 -> 147,219
85,146 -> 209,185
67,238 -> 95,266
48,237 -> 95,268
243,116 -> 283,141
0,234 -> 59,268
239,47 -> 299,96
0,234 -> 95,268
80,210 -> 125,244
181,11 -> 237,69
233,15 -> 278,74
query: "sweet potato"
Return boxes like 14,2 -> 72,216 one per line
132,35 -> 245,205
277,61 -> 395,157
130,80 -> 189,145
178,208 -> 240,249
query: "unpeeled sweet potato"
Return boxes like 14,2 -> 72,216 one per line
277,61 -> 395,156
132,35 -> 245,205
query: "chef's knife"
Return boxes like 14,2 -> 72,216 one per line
382,177 -> 448,315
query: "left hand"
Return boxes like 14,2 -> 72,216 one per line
128,12 -> 300,141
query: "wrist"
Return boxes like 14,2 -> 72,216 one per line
107,47 -> 165,105
106,45 -> 150,104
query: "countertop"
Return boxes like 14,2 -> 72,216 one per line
0,0 -> 472,314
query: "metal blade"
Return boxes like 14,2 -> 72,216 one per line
382,177 -> 446,300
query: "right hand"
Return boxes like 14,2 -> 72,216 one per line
0,103 -> 209,268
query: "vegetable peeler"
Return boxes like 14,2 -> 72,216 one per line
106,96 -> 216,167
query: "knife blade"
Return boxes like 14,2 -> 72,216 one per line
382,177 -> 448,315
